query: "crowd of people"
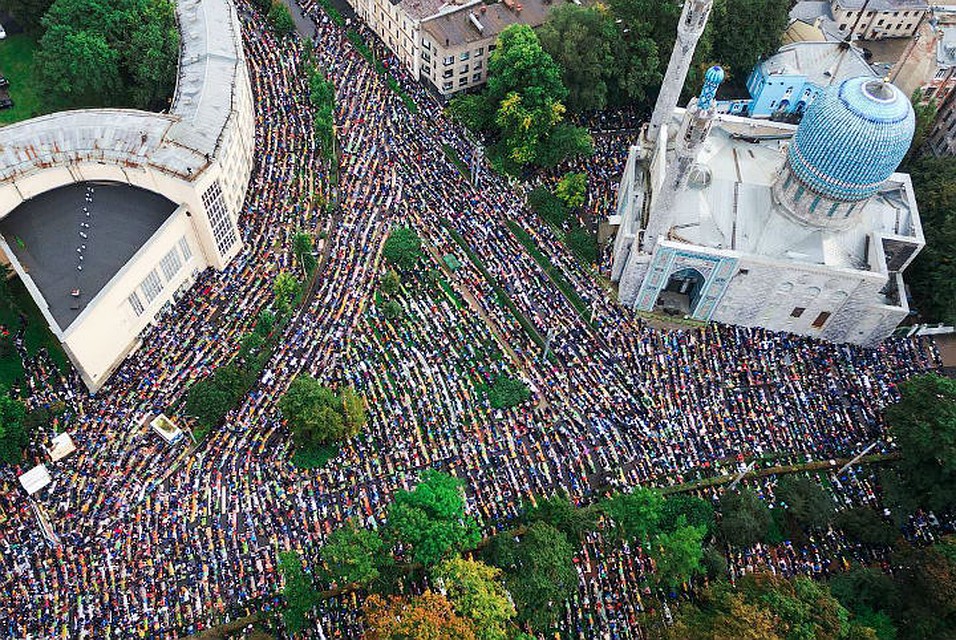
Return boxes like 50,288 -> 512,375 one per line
0,1 -> 946,638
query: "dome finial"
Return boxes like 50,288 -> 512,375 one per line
698,65 -> 725,111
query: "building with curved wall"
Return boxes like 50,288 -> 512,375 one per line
0,0 -> 254,391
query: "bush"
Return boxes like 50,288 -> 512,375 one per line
268,1 -> 296,37
487,375 -> 531,409
382,227 -> 423,271
527,186 -> 568,227
565,226 -> 598,265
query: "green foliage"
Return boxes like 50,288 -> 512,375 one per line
528,186 -> 569,227
278,551 -> 319,633
599,486 -> 665,543
386,470 -> 480,567
525,492 -> 598,542
565,226 -> 598,265
35,0 -> 179,110
293,232 -> 318,275
379,269 -> 401,296
603,0 -> 675,105
0,0 -> 54,31
273,272 -> 300,316
484,522 -> 577,632
279,376 -> 366,450
250,0 -> 272,12
660,494 -> 715,535
711,0 -> 789,82
313,0 -> 344,26
829,566 -> 901,620
0,390 -> 29,464
447,93 -> 495,132
555,172 -> 587,209
431,557 -> 516,640
775,474 -> 834,531
905,92 -> 936,166
900,158 -> 956,324
718,487 -> 771,547
651,518 -> 706,588
267,1 -> 296,37
322,520 -> 388,588
885,373 -> 956,512
184,364 -> 248,434
701,545 -> 728,580
487,375 -> 530,410
834,507 -> 898,547
255,309 -> 276,338
309,67 -> 336,159
382,226 -> 423,271
379,298 -> 403,321
890,541 -> 956,638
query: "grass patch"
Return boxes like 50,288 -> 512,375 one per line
0,34 -> 45,126
441,144 -> 471,180
293,443 -> 340,469
0,278 -> 68,388
314,0 -> 345,26
505,221 -> 593,327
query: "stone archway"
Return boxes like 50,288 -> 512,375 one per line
655,267 -> 706,317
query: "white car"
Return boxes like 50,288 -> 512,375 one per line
0,24 -> 6,39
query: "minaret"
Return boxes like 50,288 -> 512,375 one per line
647,0 -> 714,144
642,65 -> 725,254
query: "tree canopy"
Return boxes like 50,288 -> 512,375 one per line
279,376 -> 366,449
718,487 -> 772,547
278,551 -> 319,634
0,390 -> 29,464
363,591 -> 477,640
487,374 -> 531,410
184,364 -> 248,434
35,0 -> 179,110
711,0 -> 789,83
599,486 -> 665,543
386,470 -> 480,566
321,520 -> 387,588
525,492 -> 598,543
651,518 -> 707,588
382,227 -> 423,271
0,0 -> 54,31
775,475 -> 834,531
431,557 -> 516,640
885,373 -> 956,512
555,172 -> 587,210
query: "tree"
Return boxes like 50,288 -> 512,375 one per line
255,309 -> 276,338
268,0 -> 296,37
904,92 -> 936,167
829,566 -> 900,620
565,226 -> 598,265
379,298 -> 403,321
484,522 -> 577,632
660,494 -> 715,535
487,375 -> 530,410
891,541 -> 956,639
382,227 -> 423,271
0,391 -> 29,464
718,487 -> 771,547
600,486 -> 665,543
0,0 -> 55,32
603,0 -> 676,105
527,186 -> 568,227
278,551 -> 318,634
538,5 -> 619,112
279,376 -> 364,447
431,557 -> 516,640
184,364 -> 247,433
775,475 -> 834,531
293,232 -> 317,276
273,272 -> 300,316
833,507 -> 898,547
884,373 -> 956,512
363,591 -> 477,640
378,269 -> 401,296
651,519 -> 706,588
901,157 -> 956,324
525,492 -> 598,543
387,470 -> 480,566
711,0 -> 789,82
555,172 -> 587,210
35,0 -> 179,110
321,520 -> 387,588
447,93 -> 495,133
340,386 -> 367,437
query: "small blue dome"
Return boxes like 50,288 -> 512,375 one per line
787,77 -> 914,202
697,65 -> 725,110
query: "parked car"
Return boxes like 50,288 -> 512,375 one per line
0,24 -> 6,39
0,98 -> 14,110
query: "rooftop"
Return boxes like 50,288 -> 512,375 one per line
790,1 -> 845,41
0,0 -> 244,183
422,0 -> 570,48
759,41 -> 877,86
0,182 -> 178,331
834,0 -> 928,10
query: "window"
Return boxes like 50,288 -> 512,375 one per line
472,73 -> 481,82
202,181 -> 238,256
443,68 -> 453,79
459,77 -> 468,87
474,60 -> 482,70
790,307 -> 805,318
877,18 -> 884,26
422,38 -> 431,50
809,196 -> 821,213
811,311 -> 831,329
827,203 -> 840,218
160,246 -> 183,281
128,291 -> 145,317
443,55 -> 454,66
459,64 -> 469,74
178,236 -> 192,261
839,23 -> 847,30
442,81 -> 453,90
459,51 -> 470,61
476,47 -> 484,57
422,51 -> 431,63
794,185 -> 805,202
140,269 -> 163,304
488,44 -> 496,52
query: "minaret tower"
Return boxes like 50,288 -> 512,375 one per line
642,65 -> 725,253
647,0 -> 714,143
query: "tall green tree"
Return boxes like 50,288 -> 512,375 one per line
885,373 -> 956,512
600,486 -> 665,543
525,492 -> 598,543
0,0 -> 55,32
651,518 -> 706,588
0,391 -> 29,464
431,557 -> 516,640
901,157 -> 956,324
711,0 -> 788,82
278,551 -> 319,634
273,271 -> 300,315
660,494 -> 715,535
268,1 -> 296,37
775,475 -> 834,531
555,172 -> 587,210
718,487 -> 771,547
387,470 -> 480,566
279,376 -> 364,447
604,0 -> 675,105
483,522 -> 577,632
293,232 -> 317,276
184,364 -> 247,433
321,520 -> 388,588
382,227 -> 423,271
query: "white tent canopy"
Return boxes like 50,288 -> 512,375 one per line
19,464 -> 51,495
48,432 -> 76,462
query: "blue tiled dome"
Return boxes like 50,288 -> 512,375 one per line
787,77 -> 914,202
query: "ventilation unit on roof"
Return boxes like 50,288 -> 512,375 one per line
469,12 -> 484,32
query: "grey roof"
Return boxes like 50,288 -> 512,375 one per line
789,1 -> 845,41
937,23 -> 956,66
422,0 -> 565,47
401,0 -> 473,21
759,42 -> 878,87
0,0 -> 244,183
0,182 -> 178,331
834,0 -> 927,10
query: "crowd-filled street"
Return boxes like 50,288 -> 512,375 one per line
0,2 -> 946,638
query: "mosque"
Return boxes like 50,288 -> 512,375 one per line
610,0 -> 924,346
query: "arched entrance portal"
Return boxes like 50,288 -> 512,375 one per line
655,267 -> 706,317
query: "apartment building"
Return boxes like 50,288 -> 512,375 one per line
831,0 -> 927,39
